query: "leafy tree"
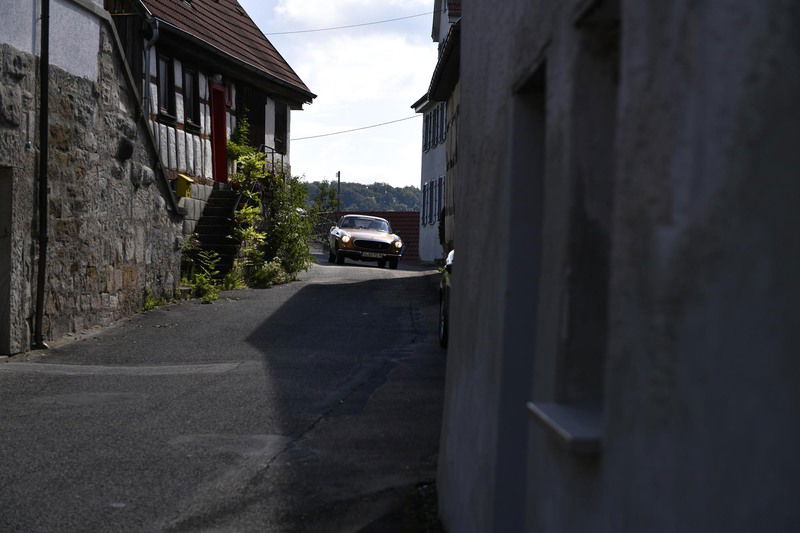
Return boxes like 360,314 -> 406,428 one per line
262,175 -> 313,275
311,180 -> 338,213
304,181 -> 421,212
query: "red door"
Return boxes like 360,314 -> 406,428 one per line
210,84 -> 228,183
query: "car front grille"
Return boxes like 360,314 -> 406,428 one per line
354,240 -> 391,251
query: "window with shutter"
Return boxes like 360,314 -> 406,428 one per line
422,183 -> 428,225
428,181 -> 434,223
437,177 -> 444,220
183,67 -> 199,127
423,114 -> 429,151
157,54 -> 175,117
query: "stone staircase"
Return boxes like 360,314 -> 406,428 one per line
194,187 -> 240,277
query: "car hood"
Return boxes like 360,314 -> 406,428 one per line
343,229 -> 398,242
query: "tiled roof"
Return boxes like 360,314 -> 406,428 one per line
139,0 -> 314,101
429,19 -> 460,101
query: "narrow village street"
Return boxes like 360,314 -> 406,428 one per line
0,251 -> 445,532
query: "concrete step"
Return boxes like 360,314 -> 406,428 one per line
202,205 -> 232,217
194,224 -> 233,235
206,197 -> 237,208
197,234 -> 239,246
210,187 -> 237,196
196,215 -> 233,226
197,243 -> 238,256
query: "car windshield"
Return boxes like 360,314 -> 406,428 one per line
340,217 -> 390,232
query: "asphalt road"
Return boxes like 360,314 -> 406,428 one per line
0,252 -> 445,532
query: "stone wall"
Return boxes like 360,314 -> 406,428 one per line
0,24 -> 183,354
0,43 -> 37,355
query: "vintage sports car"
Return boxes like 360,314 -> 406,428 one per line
328,215 -> 404,269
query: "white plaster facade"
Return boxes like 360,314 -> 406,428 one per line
415,96 -> 446,262
438,1 -> 800,532
413,0 -> 459,262
1,0 -> 103,81
143,32 -> 295,235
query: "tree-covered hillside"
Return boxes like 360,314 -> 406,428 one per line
303,181 -> 421,212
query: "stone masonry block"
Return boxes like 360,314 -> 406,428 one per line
141,164 -> 154,187
177,131 -> 187,172
130,162 -> 142,187
203,139 -> 212,179
4,48 -> 32,80
195,184 -> 211,202
0,84 -> 22,127
184,198 -> 194,220
135,226 -> 145,263
183,218 -> 197,235
167,126 -> 176,169
149,83 -> 158,115
186,133 -> 195,176
193,135 -> 202,177
159,123 -> 168,164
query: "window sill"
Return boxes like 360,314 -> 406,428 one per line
184,121 -> 201,134
526,401 -> 602,455
157,112 -> 177,125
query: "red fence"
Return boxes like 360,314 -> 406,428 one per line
343,211 -> 420,260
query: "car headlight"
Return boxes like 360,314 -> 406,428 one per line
394,240 -> 403,249
341,234 -> 351,243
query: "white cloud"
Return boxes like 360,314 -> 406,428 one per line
275,0 -> 432,26
285,31 -> 436,187
296,34 -> 435,107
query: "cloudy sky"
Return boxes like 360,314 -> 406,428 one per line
239,0 -> 439,188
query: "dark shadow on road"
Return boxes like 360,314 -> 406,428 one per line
167,270 -> 445,531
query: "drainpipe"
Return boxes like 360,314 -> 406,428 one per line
143,16 -> 159,118
32,0 -> 50,350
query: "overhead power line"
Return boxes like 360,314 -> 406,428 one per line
266,12 -> 433,35
291,115 -> 421,141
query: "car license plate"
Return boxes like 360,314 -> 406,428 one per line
362,252 -> 383,258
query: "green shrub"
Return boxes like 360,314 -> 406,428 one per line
263,176 -> 314,275
249,259 -> 289,288
221,271 -> 246,291
189,250 -> 220,303
142,288 -> 170,311
226,114 -> 315,288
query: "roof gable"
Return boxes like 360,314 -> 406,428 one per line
139,0 -> 313,101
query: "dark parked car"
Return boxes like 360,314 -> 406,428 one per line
439,249 -> 454,348
328,214 -> 404,269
